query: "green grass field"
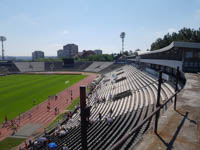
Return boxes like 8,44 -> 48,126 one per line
0,137 -> 26,150
0,74 -> 87,124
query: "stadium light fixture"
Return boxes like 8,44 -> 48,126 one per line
120,32 -> 125,54
0,36 -> 7,60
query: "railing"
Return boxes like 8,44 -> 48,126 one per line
110,89 -> 181,150
110,67 -> 182,150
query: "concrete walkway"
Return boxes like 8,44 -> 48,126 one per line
133,73 -> 200,150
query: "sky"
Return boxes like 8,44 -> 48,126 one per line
0,0 -> 200,56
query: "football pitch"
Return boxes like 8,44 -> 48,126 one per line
0,74 -> 87,124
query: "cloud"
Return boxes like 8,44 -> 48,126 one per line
63,30 -> 70,35
194,9 -> 200,20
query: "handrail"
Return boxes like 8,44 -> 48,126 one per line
110,89 -> 182,150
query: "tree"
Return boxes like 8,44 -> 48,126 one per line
150,27 -> 200,51
36,58 -> 62,62
129,50 -> 133,55
123,51 -> 129,56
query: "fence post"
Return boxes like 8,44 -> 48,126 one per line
80,85 -> 88,150
174,67 -> 179,110
154,71 -> 162,134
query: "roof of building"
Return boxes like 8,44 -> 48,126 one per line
63,43 -> 78,47
33,50 -> 44,53
140,41 -> 200,56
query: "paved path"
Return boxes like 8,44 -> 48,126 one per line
133,73 -> 200,150
0,72 -> 97,142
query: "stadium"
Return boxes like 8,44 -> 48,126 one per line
0,41 -> 199,150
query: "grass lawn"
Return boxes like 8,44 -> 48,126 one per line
0,137 -> 26,150
0,74 -> 87,124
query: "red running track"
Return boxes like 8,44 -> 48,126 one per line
0,72 -> 97,142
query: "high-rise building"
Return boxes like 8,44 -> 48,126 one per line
57,49 -> 63,58
94,49 -> 103,55
32,51 -> 44,61
63,44 -> 78,58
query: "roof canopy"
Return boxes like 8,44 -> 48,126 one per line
140,41 -> 200,56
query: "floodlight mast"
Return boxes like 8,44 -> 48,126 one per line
0,36 -> 7,60
120,32 -> 125,54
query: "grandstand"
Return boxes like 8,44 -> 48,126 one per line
27,64 -> 176,150
44,62 -> 63,71
99,63 -> 125,74
129,41 -> 200,73
63,62 -> 93,71
14,62 -> 45,72
84,61 -> 114,72
0,60 -> 19,73
1,41 -> 199,150
1,61 -> 114,73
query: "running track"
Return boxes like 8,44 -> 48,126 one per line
0,72 -> 97,143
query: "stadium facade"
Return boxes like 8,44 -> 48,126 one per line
128,41 -> 200,73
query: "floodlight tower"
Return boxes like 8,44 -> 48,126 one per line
120,32 -> 125,54
0,36 -> 7,60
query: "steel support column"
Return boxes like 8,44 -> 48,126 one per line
154,71 -> 162,134
80,85 -> 88,150
174,67 -> 180,110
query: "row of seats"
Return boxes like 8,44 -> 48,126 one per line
84,62 -> 114,72
38,64 -> 174,150
13,61 -> 114,73
0,61 -> 20,73
14,62 -> 45,72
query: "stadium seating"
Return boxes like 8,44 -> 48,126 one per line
99,63 -> 125,74
32,64 -> 175,150
0,61 -> 20,73
11,61 -> 120,73
14,62 -> 45,72
62,62 -> 93,71
44,62 -> 63,71
84,62 -> 114,72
